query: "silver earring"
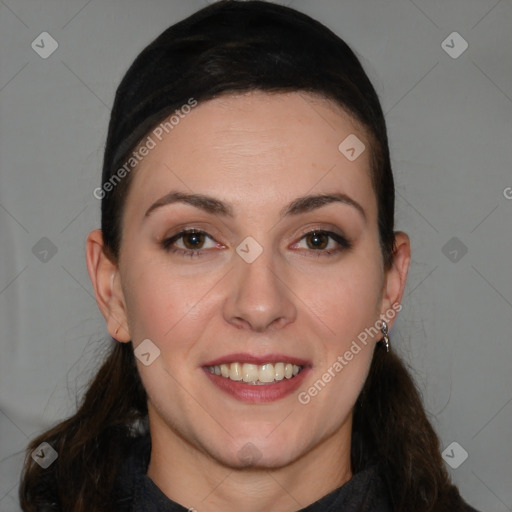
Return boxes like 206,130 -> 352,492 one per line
380,320 -> 390,352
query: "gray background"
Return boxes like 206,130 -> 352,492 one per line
1,0 -> 511,510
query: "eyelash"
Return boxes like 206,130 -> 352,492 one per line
161,228 -> 352,259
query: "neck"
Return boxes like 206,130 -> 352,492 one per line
146,406 -> 353,512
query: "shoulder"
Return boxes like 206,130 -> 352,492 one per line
298,464 -> 392,511
463,505 -> 482,512
112,433 -> 190,512
113,432 -> 152,510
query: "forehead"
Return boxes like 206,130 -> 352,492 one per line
125,91 -> 377,219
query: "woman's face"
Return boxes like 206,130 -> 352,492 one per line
111,91 -> 402,469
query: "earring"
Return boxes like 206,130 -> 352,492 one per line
380,320 -> 390,352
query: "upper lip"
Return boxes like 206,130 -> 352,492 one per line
203,353 -> 311,367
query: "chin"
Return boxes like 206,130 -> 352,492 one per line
208,434 -> 306,471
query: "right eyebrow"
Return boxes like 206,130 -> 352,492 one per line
145,191 -> 234,218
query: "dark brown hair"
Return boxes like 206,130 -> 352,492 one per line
20,1 -> 470,510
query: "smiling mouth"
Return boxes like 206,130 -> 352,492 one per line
206,362 -> 303,385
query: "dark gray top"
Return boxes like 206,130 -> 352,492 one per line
113,434 -> 480,512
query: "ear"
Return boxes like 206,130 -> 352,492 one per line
85,229 -> 131,342
379,231 -> 410,330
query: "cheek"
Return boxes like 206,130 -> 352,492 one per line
121,255 -> 220,350
301,254 -> 383,348
296,243 -> 383,412
297,263 -> 380,431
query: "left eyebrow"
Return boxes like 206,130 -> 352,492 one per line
281,193 -> 367,222
144,191 -> 366,222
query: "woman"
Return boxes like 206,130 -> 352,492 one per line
20,1 -> 480,511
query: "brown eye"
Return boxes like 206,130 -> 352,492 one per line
182,231 -> 206,250
161,229 -> 221,258
305,232 -> 329,250
292,230 -> 351,257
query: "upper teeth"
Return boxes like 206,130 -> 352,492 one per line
207,362 -> 302,384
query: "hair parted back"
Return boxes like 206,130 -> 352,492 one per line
20,1 -> 470,510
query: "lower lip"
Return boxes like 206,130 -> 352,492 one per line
203,367 -> 310,403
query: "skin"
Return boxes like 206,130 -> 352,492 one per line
86,91 -> 410,511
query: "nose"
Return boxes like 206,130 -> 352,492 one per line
222,249 -> 297,332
